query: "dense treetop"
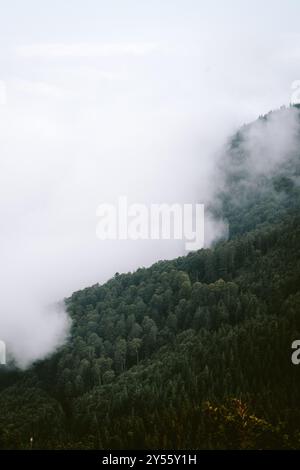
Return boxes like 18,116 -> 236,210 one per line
1,106 -> 300,449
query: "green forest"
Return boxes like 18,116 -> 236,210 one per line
1,106 -> 300,449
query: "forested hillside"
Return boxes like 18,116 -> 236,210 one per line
1,106 -> 300,449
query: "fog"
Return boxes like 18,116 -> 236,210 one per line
0,0 -> 300,367
240,107 -> 300,175
211,105 -> 300,228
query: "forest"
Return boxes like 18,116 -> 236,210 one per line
1,106 -> 300,449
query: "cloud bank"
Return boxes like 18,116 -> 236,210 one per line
0,1 -> 300,367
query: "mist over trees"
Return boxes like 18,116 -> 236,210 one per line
1,106 -> 300,449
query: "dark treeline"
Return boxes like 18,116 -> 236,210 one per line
1,106 -> 300,449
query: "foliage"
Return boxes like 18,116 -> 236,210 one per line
1,107 -> 300,449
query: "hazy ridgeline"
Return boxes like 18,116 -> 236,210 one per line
0,107 -> 300,449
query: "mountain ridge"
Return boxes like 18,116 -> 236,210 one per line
1,106 -> 300,449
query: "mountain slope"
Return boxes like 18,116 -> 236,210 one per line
1,106 -> 300,449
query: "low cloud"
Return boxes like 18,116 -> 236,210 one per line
1,1 -> 300,368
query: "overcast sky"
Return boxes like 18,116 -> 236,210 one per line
1,0 -> 300,366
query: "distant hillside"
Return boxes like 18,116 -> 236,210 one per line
1,106 -> 300,449
212,105 -> 300,237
